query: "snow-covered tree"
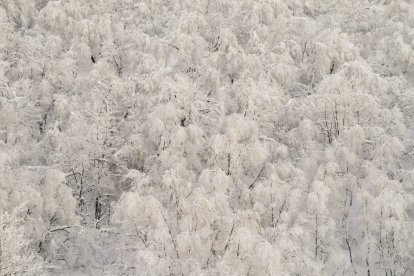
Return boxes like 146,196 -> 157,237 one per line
0,208 -> 44,276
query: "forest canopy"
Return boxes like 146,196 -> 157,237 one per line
0,0 -> 414,275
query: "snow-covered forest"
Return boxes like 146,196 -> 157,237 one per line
1,0 -> 414,275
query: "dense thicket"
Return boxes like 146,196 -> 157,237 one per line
1,0 -> 414,275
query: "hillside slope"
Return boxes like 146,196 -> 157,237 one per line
1,0 -> 414,275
